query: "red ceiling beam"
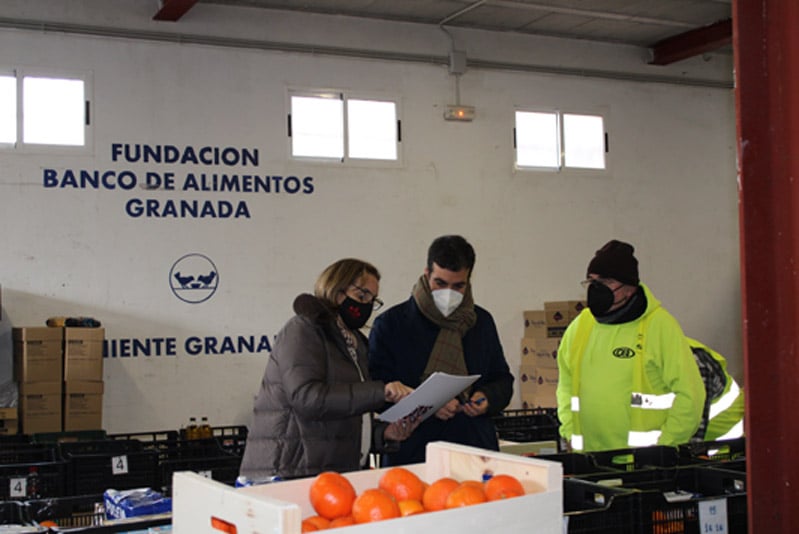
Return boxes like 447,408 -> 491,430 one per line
649,18 -> 732,66
153,0 -> 200,22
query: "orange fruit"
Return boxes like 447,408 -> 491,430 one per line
309,471 -> 357,520
378,467 -> 425,502
351,488 -> 401,523
484,474 -> 525,501
445,481 -> 487,508
328,515 -> 356,528
422,477 -> 459,511
301,515 -> 330,531
397,499 -> 425,516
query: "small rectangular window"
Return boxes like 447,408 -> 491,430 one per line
291,94 -> 343,159
23,76 -> 85,146
515,109 -> 606,171
563,113 -> 605,169
515,111 -> 559,168
0,75 -> 15,144
348,99 -> 397,160
289,90 -> 399,163
0,69 -> 90,151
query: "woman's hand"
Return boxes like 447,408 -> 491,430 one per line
384,381 -> 413,403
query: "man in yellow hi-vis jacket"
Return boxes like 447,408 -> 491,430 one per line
556,240 -> 706,452
687,338 -> 745,442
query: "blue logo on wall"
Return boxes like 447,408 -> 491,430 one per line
169,253 -> 219,303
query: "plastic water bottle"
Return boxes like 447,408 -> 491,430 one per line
186,417 -> 198,440
199,416 -> 213,439
235,475 -> 283,488
27,466 -> 40,499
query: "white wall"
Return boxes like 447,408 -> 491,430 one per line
0,1 -> 739,433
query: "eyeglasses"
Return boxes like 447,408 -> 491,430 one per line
580,277 -> 623,290
349,283 -> 384,310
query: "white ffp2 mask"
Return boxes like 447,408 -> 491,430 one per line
432,289 -> 464,317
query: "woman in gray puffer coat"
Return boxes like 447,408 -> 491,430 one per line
239,258 -> 415,480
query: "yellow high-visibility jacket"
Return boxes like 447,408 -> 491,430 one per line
687,338 -> 745,442
556,284 -> 706,452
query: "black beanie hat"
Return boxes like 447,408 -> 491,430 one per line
586,240 -> 640,285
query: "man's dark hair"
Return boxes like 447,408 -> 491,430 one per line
427,235 -> 476,274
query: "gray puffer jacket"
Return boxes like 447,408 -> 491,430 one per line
238,294 -> 391,480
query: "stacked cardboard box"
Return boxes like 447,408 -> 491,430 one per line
0,407 -> 18,435
13,326 -> 105,434
63,327 -> 104,431
14,327 -> 64,434
519,301 -> 585,409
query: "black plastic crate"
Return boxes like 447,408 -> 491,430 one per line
212,425 -> 248,456
537,452 -> 616,477
492,408 -> 560,442
0,460 -> 68,500
58,440 -> 159,496
24,494 -> 172,533
591,446 -> 682,472
0,500 -> 27,525
158,438 -> 242,494
576,465 -> 747,534
563,478 -> 637,533
107,430 -> 180,463
24,494 -> 105,529
0,443 -> 58,465
679,437 -> 745,465
0,434 -> 32,446
31,431 -> 108,445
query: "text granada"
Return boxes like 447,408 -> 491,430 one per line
125,198 -> 251,218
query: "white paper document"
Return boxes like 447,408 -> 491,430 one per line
377,372 -> 480,423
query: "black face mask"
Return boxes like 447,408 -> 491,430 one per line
338,296 -> 373,329
587,282 -> 616,316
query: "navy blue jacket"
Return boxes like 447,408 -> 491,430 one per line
368,297 -> 514,465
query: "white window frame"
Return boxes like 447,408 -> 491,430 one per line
287,88 -> 402,167
514,108 -> 608,172
0,67 -> 93,154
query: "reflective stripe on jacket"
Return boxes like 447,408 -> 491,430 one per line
687,338 -> 745,442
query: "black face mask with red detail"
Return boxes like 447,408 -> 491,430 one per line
338,296 -> 372,329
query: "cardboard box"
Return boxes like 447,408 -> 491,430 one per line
63,380 -> 104,431
19,381 -> 62,434
64,328 -> 105,381
543,301 -> 586,327
522,310 -> 547,338
0,407 -> 18,435
172,441 -> 563,533
520,337 -> 560,368
518,365 -> 537,395
13,327 -> 64,383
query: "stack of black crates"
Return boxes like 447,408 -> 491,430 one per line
0,424 -> 248,531
493,408 -> 747,533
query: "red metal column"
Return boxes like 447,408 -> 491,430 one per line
734,0 -> 799,531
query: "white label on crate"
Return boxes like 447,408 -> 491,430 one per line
562,516 -> 569,534
9,477 -> 26,498
198,470 -> 213,479
699,498 -> 728,533
111,454 -> 129,475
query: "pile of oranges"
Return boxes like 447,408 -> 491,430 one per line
301,467 -> 526,531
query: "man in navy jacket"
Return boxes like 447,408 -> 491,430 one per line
369,235 -> 514,466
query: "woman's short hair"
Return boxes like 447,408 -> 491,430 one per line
314,258 -> 381,308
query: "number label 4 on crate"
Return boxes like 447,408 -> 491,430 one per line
112,454 -> 130,475
9,477 -> 26,498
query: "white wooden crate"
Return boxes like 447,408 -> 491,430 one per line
172,441 -> 563,534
